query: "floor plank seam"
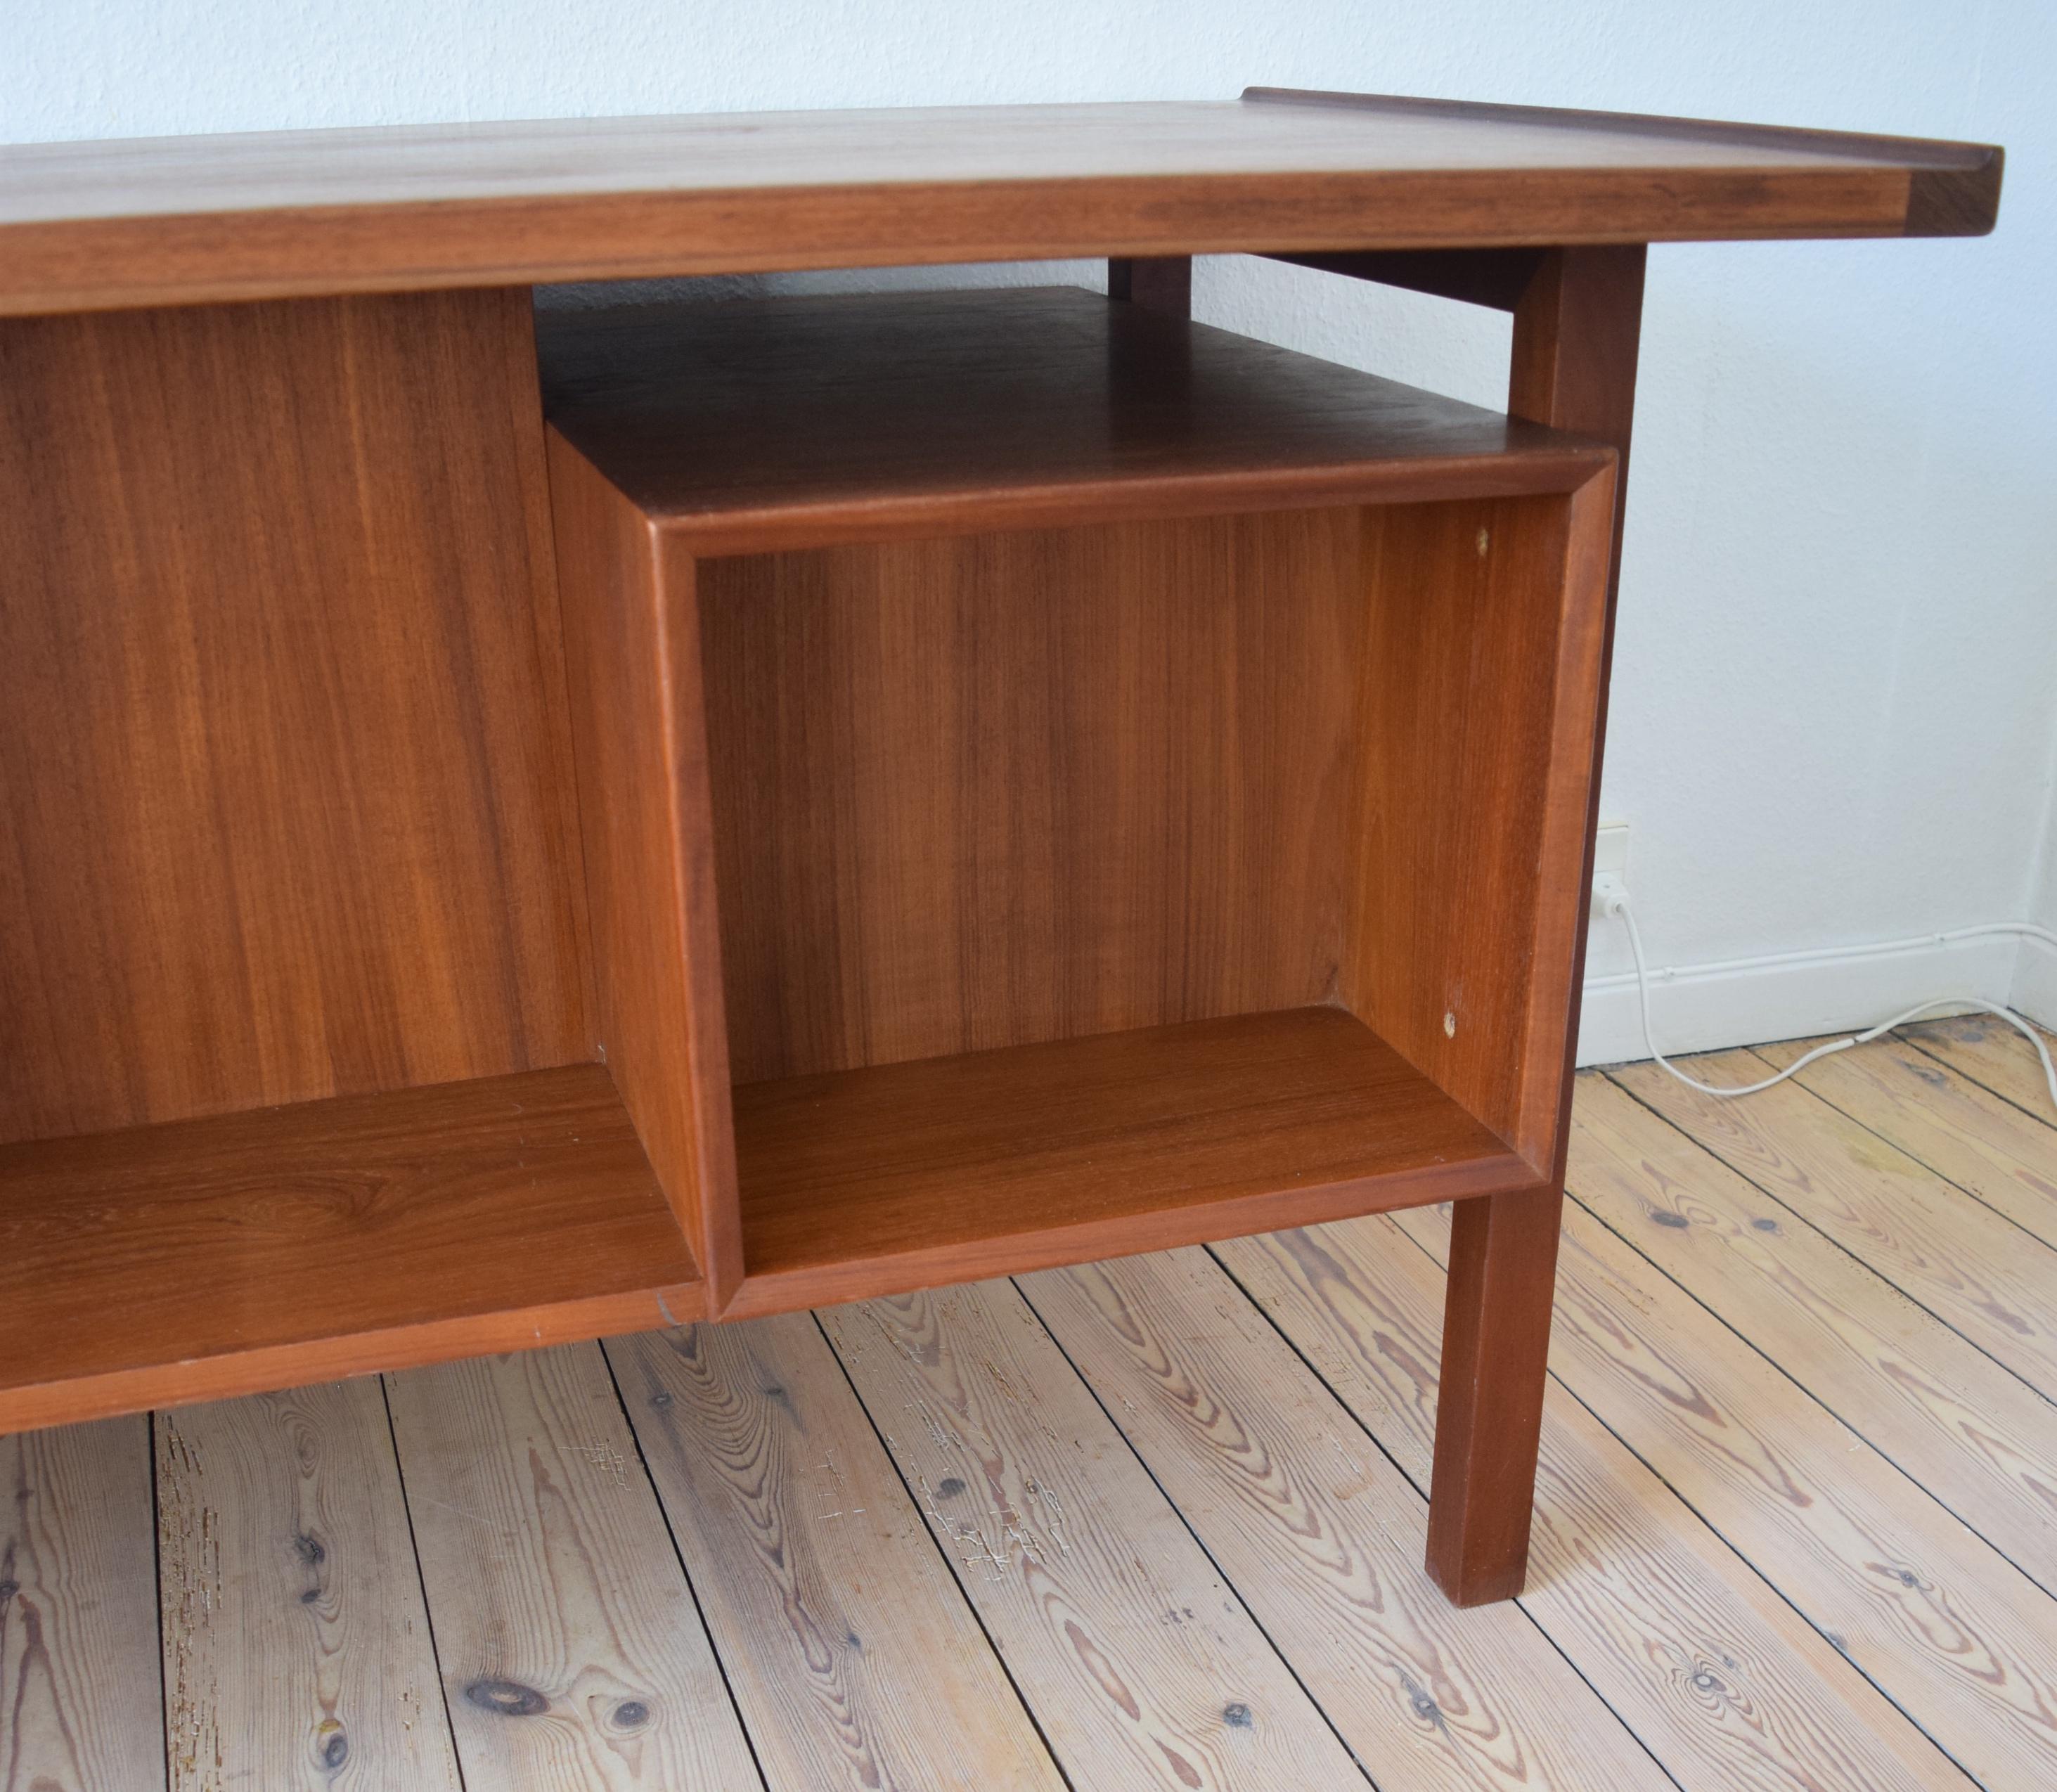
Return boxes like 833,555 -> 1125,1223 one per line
1004,1270 -> 1383,1791
1599,1069 -> 2057,1418
1199,1239 -> 1691,1792
1376,1201 -> 1990,1791
145,1409 -> 172,1792
1742,1043 -> 2057,1254
1561,1182 -> 2057,1606
375,1374 -> 472,1792
1201,1243 -> 1432,1509
804,1306 -> 1082,1792
1895,1029 -> 2057,1136
593,1337 -> 775,1792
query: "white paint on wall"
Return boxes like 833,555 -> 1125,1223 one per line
8,1 -> 2052,1066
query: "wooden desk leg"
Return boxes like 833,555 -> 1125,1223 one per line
1108,255 -> 1193,317
1426,1182 -> 1565,1604
1425,245 -> 1645,1606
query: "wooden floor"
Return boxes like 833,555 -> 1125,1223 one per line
6,1012 -> 2057,1791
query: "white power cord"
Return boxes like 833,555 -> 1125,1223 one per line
1592,875 -> 2057,1116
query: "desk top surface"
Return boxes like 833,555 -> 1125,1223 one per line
0,90 -> 2001,317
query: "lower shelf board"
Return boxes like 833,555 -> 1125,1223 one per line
0,1064 -> 702,1431
1,1011 -> 1536,1424
726,1004 -> 1535,1316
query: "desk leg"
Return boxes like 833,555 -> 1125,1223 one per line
1424,244 -> 1645,1606
1425,1182 -> 1564,1604
1107,254 -> 1193,317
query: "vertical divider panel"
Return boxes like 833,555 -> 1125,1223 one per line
1339,473 -> 1616,1171
548,431 -> 744,1310
1511,469 -> 1618,1161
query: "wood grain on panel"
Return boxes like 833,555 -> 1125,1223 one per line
1393,1198 -> 2057,1788
699,508 -> 1362,1082
0,1064 -> 701,1433
1424,1183 -> 1565,1606
1022,1249 -> 1672,1791
1265,247 -> 1548,311
0,1418 -> 163,1792
1342,482 -> 1613,1168
0,288 -> 586,1145
548,437 -> 742,1308
0,96 -> 1997,316
1505,249 -> 1646,1109
386,1345 -> 761,1792
540,288 -> 1611,553
157,1381 -> 463,1791
1218,1220 -> 1968,1792
1243,86 -> 2003,240
1501,243 -> 1644,1178
819,1282 -> 1368,1791
609,1317 -> 1066,1791
729,1008 -> 1529,1317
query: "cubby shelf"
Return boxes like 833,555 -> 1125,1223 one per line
0,281 -> 1616,1429
0,1066 -> 701,1432
539,285 -> 1614,549
728,1006 -> 1530,1317
544,283 -> 1616,1319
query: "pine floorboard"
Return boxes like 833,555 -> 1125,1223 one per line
1614,1050 -> 2057,1403
384,1343 -> 760,1791
8,1024 -> 2057,1791
0,1417 -> 161,1792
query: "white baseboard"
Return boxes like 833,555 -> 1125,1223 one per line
2009,944 -> 2057,1033
1576,932 -> 2024,1067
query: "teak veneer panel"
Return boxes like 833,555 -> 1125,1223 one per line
0,1064 -> 702,1433
540,286 -> 1614,550
547,434 -> 744,1310
0,93 -> 1999,316
0,288 -> 588,1145
728,1007 -> 1530,1316
699,509 -> 1363,1083
545,285 -> 1614,1329
1345,482 -> 1616,1168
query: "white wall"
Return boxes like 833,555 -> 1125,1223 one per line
10,1 -> 2053,1065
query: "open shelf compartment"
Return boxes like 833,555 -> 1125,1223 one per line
543,283 -> 1618,1317
728,1007 -> 1528,1317
0,1065 -> 703,1432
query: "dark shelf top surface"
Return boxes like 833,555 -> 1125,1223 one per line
541,285 -> 1615,549
0,91 -> 2000,316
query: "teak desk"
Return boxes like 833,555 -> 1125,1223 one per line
0,90 -> 2001,1605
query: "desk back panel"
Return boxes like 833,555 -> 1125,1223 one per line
0,288 -> 590,1142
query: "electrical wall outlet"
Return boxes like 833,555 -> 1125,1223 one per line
1590,823 -> 1630,927
1594,822 -> 1630,882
